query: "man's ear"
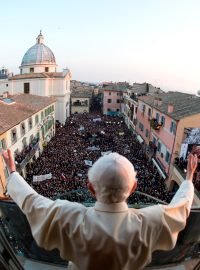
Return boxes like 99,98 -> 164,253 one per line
130,181 -> 137,194
87,182 -> 96,197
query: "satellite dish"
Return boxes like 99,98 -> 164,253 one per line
197,90 -> 200,96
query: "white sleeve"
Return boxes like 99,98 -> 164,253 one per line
6,172 -> 85,261
155,180 -> 194,250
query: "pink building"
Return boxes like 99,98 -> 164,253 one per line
136,92 -> 200,180
103,83 -> 128,115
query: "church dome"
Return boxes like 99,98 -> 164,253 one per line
21,32 -> 56,66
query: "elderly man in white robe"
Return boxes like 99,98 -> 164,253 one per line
3,149 -> 198,270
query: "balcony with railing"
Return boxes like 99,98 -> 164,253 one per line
150,118 -> 163,131
0,195 -> 200,269
15,138 -> 39,170
72,100 -> 88,107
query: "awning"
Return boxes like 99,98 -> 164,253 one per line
137,135 -> 144,144
152,158 -> 167,179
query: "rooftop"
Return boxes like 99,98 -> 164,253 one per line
71,91 -> 92,98
138,92 -> 200,120
0,94 -> 56,134
9,72 -> 69,80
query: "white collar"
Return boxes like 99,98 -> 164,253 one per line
94,201 -> 128,212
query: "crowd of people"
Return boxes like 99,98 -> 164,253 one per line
25,113 -> 174,204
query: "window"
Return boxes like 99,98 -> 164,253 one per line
107,99 -> 112,103
30,68 -> 34,73
109,92 -> 111,95
45,109 -> 48,117
20,68 -> 22,75
22,138 -> 27,149
117,99 -> 120,103
45,123 -> 48,133
20,122 -> 26,136
4,167 -> 9,178
29,135 -> 34,144
152,137 -> 156,145
156,112 -> 160,122
35,115 -> 39,125
157,142 -> 161,152
161,116 -> 165,126
165,151 -> 170,163
139,122 -> 144,132
117,93 -> 121,96
145,129 -> 149,138
148,108 -> 151,117
6,84 -> 8,87
0,139 -> 6,150
116,109 -> 120,112
45,67 -> 49,72
142,104 -> 146,113
11,129 -> 17,144
107,108 -> 111,112
14,149 -> 19,160
24,83 -> 30,94
28,118 -> 32,130
170,120 -> 176,134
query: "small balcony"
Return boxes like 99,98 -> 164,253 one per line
15,138 -> 39,170
72,101 -> 88,107
150,118 -> 163,131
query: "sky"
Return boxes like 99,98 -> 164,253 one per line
1,0 -> 200,94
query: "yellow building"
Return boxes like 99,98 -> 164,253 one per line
0,134 -> 8,199
0,94 -> 56,199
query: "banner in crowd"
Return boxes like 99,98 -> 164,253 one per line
101,151 -> 112,156
86,146 -> 100,151
119,132 -> 124,136
84,160 -> 93,166
33,173 -> 52,183
78,126 -> 85,131
124,149 -> 130,154
93,118 -> 101,122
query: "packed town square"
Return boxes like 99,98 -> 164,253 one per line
25,112 -> 174,205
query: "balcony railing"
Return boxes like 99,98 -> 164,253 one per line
15,139 -> 39,169
72,102 -> 88,106
0,199 -> 200,269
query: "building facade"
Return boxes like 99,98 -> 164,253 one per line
71,92 -> 92,114
136,92 -> 200,203
0,94 -> 56,198
0,32 -> 71,124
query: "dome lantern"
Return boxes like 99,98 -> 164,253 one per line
36,30 -> 44,44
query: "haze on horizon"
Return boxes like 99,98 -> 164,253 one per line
1,0 -> 200,94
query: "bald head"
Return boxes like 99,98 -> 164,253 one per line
88,153 -> 137,204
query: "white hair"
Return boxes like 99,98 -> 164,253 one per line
88,153 -> 137,204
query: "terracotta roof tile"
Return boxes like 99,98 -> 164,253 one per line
138,92 -> 200,120
0,94 -> 56,134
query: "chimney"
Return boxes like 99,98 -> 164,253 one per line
157,98 -> 162,106
168,103 -> 174,113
